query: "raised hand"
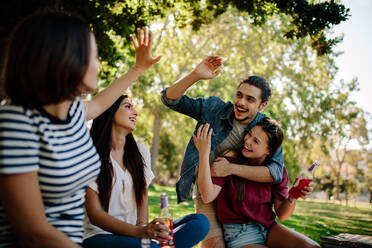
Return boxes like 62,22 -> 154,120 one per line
191,56 -> 222,80
130,27 -> 162,72
193,124 -> 213,155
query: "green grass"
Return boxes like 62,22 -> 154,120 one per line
148,184 -> 196,220
148,184 -> 372,244
279,200 -> 372,243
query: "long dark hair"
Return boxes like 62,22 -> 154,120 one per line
234,117 -> 284,203
2,11 -> 91,108
90,95 -> 146,211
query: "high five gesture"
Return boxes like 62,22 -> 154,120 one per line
191,56 -> 222,80
86,27 -> 161,120
164,56 -> 222,100
130,27 -> 162,72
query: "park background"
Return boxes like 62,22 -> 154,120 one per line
1,0 -> 371,245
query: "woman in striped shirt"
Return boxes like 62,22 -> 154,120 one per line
0,11 -> 160,247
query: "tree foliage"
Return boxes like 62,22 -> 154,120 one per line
184,0 -> 350,55
1,0 -> 349,75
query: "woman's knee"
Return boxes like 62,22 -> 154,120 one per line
293,236 -> 320,248
267,223 -> 319,248
300,240 -> 320,248
201,236 -> 225,248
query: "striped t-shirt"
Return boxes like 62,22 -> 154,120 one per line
0,98 -> 101,246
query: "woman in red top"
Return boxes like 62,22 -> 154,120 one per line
193,117 -> 319,248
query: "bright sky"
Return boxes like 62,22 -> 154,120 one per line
332,0 -> 372,148
333,0 -> 372,116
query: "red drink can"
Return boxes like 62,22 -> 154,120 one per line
289,178 -> 312,199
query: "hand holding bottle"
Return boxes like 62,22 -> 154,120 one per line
144,218 -> 171,242
289,161 -> 319,199
289,182 -> 314,202
158,192 -> 175,248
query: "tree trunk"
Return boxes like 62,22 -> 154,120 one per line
150,109 -> 162,184
335,172 -> 341,201
345,187 -> 348,206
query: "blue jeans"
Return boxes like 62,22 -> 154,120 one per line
223,222 -> 268,248
83,213 -> 210,248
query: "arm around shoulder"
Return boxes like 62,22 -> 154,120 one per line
267,146 -> 284,184
212,158 -> 274,183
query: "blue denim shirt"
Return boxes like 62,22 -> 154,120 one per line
161,89 -> 284,203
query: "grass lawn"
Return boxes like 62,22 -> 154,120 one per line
148,184 -> 372,245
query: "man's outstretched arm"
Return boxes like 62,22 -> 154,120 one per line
165,56 -> 222,100
211,146 -> 284,183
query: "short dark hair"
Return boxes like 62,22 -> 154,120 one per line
1,11 -> 92,108
239,76 -> 271,103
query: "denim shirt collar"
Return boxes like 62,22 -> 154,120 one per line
247,112 -> 265,131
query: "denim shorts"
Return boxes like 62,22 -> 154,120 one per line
222,222 -> 268,248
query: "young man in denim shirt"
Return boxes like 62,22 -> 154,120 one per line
161,56 -> 283,248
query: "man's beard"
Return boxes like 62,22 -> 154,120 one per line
234,115 -> 251,123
